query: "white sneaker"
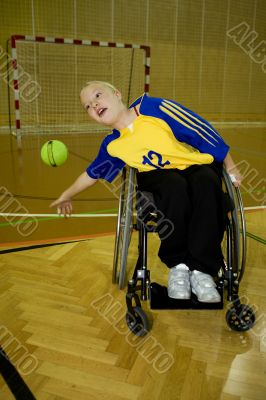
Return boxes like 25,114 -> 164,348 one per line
190,270 -> 221,303
168,264 -> 191,299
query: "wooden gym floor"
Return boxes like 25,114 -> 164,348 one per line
0,127 -> 265,399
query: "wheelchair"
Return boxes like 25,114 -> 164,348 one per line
112,167 -> 256,336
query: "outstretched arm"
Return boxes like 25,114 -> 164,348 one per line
50,172 -> 97,215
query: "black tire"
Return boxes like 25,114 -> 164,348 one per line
126,306 -> 150,336
222,170 -> 247,282
118,168 -> 134,289
226,304 -> 256,332
112,168 -> 134,289
112,168 -> 127,284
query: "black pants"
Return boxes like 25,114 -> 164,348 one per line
136,163 -> 226,276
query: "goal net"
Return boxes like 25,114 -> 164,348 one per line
8,35 -> 150,142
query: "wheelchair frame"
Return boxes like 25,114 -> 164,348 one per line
112,167 -> 255,336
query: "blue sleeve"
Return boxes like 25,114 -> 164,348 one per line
140,95 -> 230,162
86,132 -> 125,183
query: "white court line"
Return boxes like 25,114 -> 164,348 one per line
244,206 -> 266,211
0,213 -> 118,218
0,206 -> 264,219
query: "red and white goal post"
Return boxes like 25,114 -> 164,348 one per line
8,35 -> 150,145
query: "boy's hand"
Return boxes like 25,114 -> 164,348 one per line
50,196 -> 73,216
224,153 -> 242,187
226,167 -> 242,187
49,172 -> 97,217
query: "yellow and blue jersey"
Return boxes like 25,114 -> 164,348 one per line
86,94 -> 229,182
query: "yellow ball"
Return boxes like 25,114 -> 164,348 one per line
41,140 -> 68,167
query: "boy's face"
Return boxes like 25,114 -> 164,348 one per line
80,84 -> 123,127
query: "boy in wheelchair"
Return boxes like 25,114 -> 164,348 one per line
51,81 -> 242,303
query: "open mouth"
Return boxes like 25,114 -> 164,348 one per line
97,108 -> 107,117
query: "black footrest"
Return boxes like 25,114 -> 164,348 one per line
150,282 -> 223,310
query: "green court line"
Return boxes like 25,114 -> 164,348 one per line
78,208 -> 118,214
241,188 -> 266,195
0,217 -> 56,227
246,231 -> 266,245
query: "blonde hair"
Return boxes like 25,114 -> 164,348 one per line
81,80 -> 118,93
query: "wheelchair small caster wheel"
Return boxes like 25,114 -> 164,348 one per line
126,306 -> 150,336
226,304 -> 255,332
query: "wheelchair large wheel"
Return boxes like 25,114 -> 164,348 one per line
126,306 -> 150,336
226,304 -> 255,332
222,170 -> 247,282
112,167 -> 135,289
